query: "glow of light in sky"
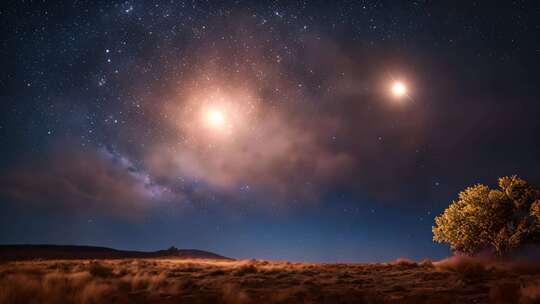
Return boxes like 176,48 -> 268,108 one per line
204,108 -> 226,129
391,81 -> 407,98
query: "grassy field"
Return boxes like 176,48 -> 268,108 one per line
1,257 -> 540,304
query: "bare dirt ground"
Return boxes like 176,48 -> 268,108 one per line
1,257 -> 540,304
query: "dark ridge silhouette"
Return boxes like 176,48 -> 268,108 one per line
0,244 -> 232,261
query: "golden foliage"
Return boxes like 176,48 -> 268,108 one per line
433,176 -> 540,256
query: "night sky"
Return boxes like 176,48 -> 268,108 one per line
1,1 -> 539,262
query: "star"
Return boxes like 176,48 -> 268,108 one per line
391,81 -> 407,98
204,108 -> 226,128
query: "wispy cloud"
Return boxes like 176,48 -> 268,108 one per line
0,144 -> 180,218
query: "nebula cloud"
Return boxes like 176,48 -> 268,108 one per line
144,75 -> 355,202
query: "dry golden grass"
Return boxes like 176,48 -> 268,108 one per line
1,257 -> 539,303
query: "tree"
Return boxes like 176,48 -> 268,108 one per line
433,176 -> 540,256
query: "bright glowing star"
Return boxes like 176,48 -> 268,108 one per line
391,82 -> 407,97
204,108 -> 226,128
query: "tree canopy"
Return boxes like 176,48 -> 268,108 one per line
433,176 -> 540,256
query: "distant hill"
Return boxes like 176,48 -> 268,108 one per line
0,245 -> 232,261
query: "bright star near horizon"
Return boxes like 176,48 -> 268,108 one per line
391,81 -> 407,98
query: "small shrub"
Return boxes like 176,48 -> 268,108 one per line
392,258 -> 418,268
435,256 -> 486,280
88,262 -> 113,278
419,259 -> 433,268
234,265 -> 257,276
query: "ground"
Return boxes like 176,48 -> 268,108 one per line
1,257 -> 540,304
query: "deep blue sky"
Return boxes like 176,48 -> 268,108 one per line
1,0 -> 539,262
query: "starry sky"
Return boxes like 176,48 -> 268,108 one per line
1,1 -> 539,262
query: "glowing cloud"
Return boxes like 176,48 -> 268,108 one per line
149,72 -> 354,201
